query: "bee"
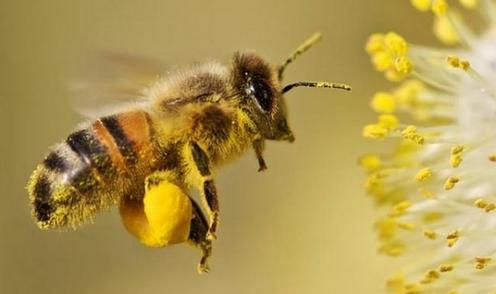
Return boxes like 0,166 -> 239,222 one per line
27,33 -> 351,273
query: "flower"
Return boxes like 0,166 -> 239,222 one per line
362,1 -> 496,292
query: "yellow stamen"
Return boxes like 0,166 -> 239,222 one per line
371,92 -> 396,113
424,229 -> 437,239
358,154 -> 381,172
450,145 -> 465,167
488,154 -> 496,162
378,114 -> 399,129
444,176 -> 460,190
447,56 -> 470,71
363,124 -> 388,139
439,264 -> 454,272
415,167 -> 433,182
447,230 -> 460,247
401,125 -> 425,145
475,257 -> 491,269
485,203 -> 496,212
475,198 -> 488,209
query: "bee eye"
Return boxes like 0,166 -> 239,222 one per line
247,78 -> 273,112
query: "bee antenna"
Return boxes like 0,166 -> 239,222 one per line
282,81 -> 352,94
278,32 -> 323,81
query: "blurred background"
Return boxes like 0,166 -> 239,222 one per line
0,1 -> 439,293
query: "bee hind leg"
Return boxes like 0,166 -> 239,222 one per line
187,142 -> 219,241
187,198 -> 212,274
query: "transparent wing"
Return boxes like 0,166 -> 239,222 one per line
68,51 -> 167,118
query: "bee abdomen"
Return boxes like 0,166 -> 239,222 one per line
28,126 -> 121,228
28,110 -> 158,229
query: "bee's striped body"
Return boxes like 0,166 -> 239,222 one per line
29,110 -> 167,228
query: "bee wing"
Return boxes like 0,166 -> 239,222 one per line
69,51 -> 167,118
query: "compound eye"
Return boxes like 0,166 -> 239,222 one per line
248,77 -> 273,113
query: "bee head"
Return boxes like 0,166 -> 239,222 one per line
230,33 -> 351,142
231,52 -> 293,142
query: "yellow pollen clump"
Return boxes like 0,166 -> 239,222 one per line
415,167 -> 433,182
444,176 -> 460,190
378,114 -> 399,129
447,230 -> 460,247
432,0 -> 448,16
488,154 -> 496,162
447,56 -> 470,71
390,201 -> 412,217
485,203 -> 496,212
395,56 -> 413,74
419,187 -> 435,198
398,221 -> 416,231
450,145 -> 465,167
363,124 -> 388,139
366,32 -> 412,81
439,264 -> 454,272
371,92 -> 396,113
424,229 -> 437,239
475,198 -> 488,209
421,269 -> 440,284
475,257 -> 491,269
359,154 -> 381,172
365,33 -> 385,54
411,0 -> 432,11
401,125 -> 425,144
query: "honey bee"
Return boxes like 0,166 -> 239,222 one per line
27,33 -> 351,273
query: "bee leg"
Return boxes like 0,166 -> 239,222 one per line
187,198 -> 212,274
253,138 -> 267,172
188,142 -> 219,241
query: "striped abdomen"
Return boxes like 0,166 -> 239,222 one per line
28,110 -> 161,229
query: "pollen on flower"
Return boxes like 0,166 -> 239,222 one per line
363,1 -> 496,291
371,92 -> 396,113
366,32 -> 412,81
450,145 -> 464,167
444,176 -> 460,190
363,124 -> 388,139
420,269 -> 440,284
415,167 -> 433,182
446,230 -> 460,247
423,229 -> 437,239
401,126 -> 425,144
359,154 -> 381,172
447,56 -> 470,71
475,257 -> 491,269
439,264 -> 454,272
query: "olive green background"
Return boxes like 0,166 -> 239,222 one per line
0,1 -> 436,293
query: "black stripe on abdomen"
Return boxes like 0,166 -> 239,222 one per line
33,174 -> 53,222
66,129 -> 115,181
43,152 -> 69,172
100,116 -> 138,164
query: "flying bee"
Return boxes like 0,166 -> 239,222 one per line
27,33 -> 351,273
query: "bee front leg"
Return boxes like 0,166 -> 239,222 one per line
253,138 -> 267,172
188,142 -> 219,241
